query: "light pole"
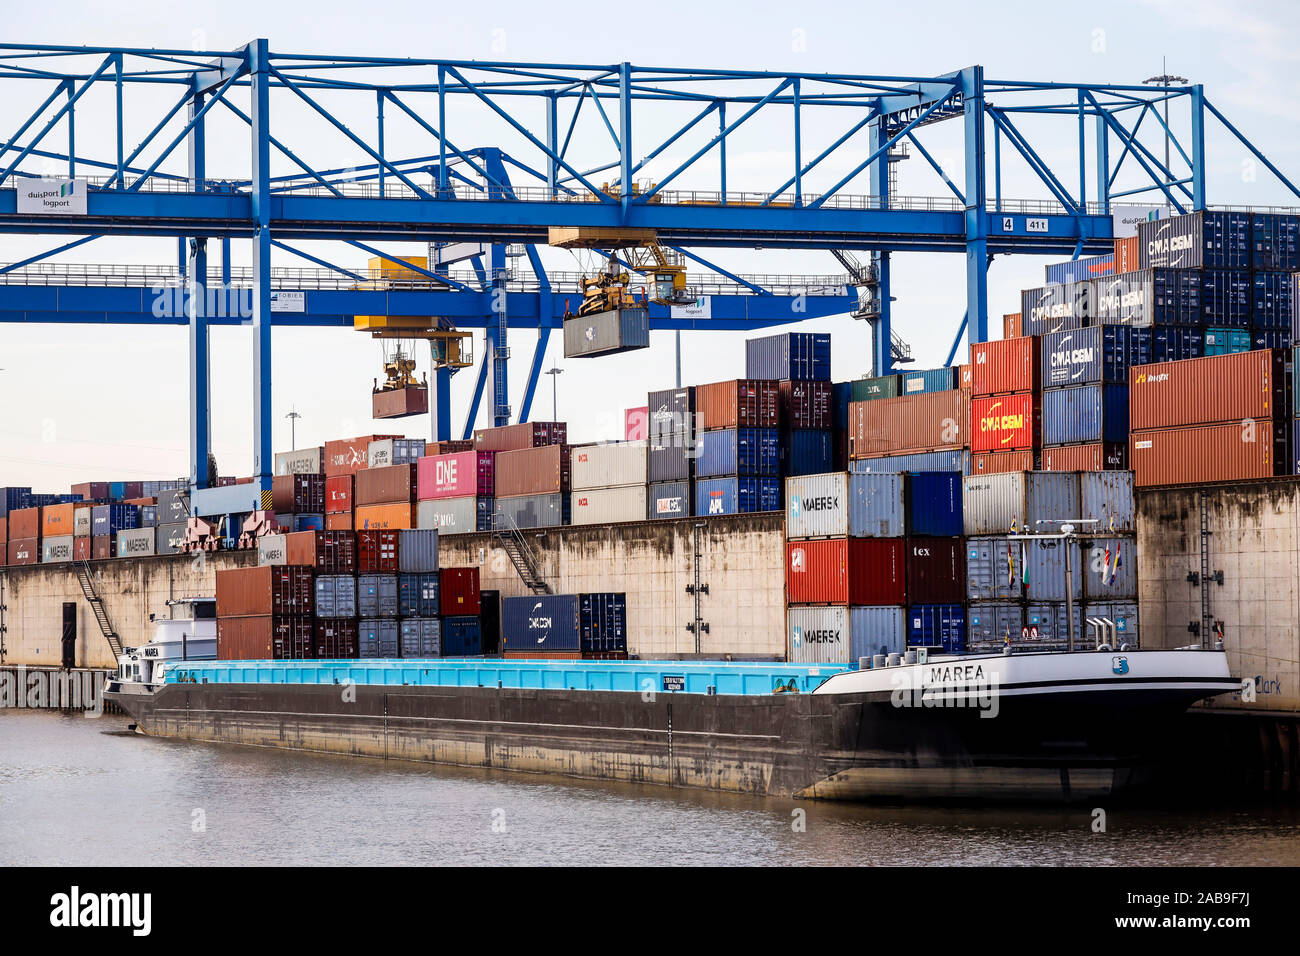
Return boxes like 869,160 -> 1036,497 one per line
545,367 -> 563,422
285,408 -> 302,449
1143,58 -> 1188,190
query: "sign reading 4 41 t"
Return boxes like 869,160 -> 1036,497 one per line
16,178 -> 88,215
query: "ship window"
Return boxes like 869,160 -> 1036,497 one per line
193,603 -> 216,620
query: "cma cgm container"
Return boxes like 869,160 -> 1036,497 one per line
745,332 -> 830,381
1021,282 -> 1090,336
1045,254 -> 1115,285
696,477 -> 780,516
7,537 -> 37,565
440,567 -> 481,616
780,430 -> 834,477
648,481 -> 691,519
1093,270 -> 1202,326
908,604 -> 967,653
971,337 -> 1040,397
968,603 -> 1025,646
501,594 -> 582,653
907,472 -> 963,537
963,471 -> 1080,536
1129,349 -> 1287,430
972,450 -> 1039,475
850,450 -> 971,474
1040,325 -> 1151,388
695,379 -> 779,430
417,451 -> 495,500
785,472 -> 904,539
216,566 -> 314,617
900,366 -> 958,396
849,391 -> 969,459
494,444 -> 571,497
1131,420 -> 1288,486
778,380 -> 833,429
1138,210 -> 1251,269
569,442 -> 646,490
274,446 -> 325,477
696,428 -> 779,478
905,537 -> 966,604
970,393 -> 1040,453
785,537 -> 905,605
473,422 -> 567,453
417,496 -> 493,533
1041,443 -> 1127,472
494,492 -> 569,529
1041,384 -> 1129,446
570,485 -> 648,525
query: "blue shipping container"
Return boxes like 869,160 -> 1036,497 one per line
1040,325 -> 1150,388
292,513 -> 325,532
648,480 -> 691,519
1041,384 -> 1129,446
502,594 -> 581,652
1200,269 -> 1252,327
847,606 -> 906,661
0,487 -> 32,517
1149,325 -> 1204,362
441,616 -> 483,656
1252,213 -> 1300,271
907,604 -> 967,653
1045,254 -> 1115,286
398,572 -> 441,617
695,476 -> 781,516
579,592 -> 628,653
780,429 -> 834,476
745,332 -> 831,382
900,366 -> 958,396
907,472 -> 963,537
108,481 -> 127,501
1205,328 -> 1252,356
830,382 -> 852,431
1253,329 -> 1291,351
91,504 -> 138,538
359,618 -> 400,658
190,483 -> 264,517
315,575 -> 357,618
358,574 -> 399,618
1253,271 -> 1294,330
850,451 -> 972,475
695,427 -> 779,478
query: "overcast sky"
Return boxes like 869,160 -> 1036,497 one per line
1,0 -> 1297,490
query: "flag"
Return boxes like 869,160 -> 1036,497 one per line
1103,544 -> 1112,586
1010,515 -> 1019,534
1007,546 -> 1015,588
1020,541 -> 1029,592
1107,512 -> 1116,533
1111,542 -> 1122,586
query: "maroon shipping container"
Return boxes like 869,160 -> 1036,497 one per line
373,385 -> 428,419
313,619 -> 360,659
971,336 -> 1041,397
0,517 -> 6,544
354,463 -> 418,506
71,481 -> 109,501
8,507 -> 39,540
1130,420 -> 1287,487
785,538 -> 906,605
439,567 -> 482,616
473,422 -> 567,452
778,380 -> 833,430
92,535 -> 114,560
121,481 -> 143,500
285,530 -> 356,573
493,444 -> 570,497
73,536 -> 91,561
905,537 -> 966,604
272,473 -> 325,514
324,435 -> 400,477
427,439 -> 475,455
1041,443 -> 1127,471
215,565 -> 314,617
325,474 -> 353,514
217,615 -> 314,660
7,537 -> 38,565
356,529 -> 399,573
849,391 -> 970,459
972,450 -> 1040,474
1129,349 -> 1288,431
695,379 -> 780,431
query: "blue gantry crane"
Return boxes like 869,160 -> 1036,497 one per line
0,42 -> 1295,489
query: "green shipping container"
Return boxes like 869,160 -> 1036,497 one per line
851,374 -> 900,402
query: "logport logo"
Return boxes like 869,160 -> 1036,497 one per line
49,887 -> 151,936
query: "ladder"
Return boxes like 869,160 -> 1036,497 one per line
832,249 -> 913,366
76,561 -> 123,658
490,512 -> 549,594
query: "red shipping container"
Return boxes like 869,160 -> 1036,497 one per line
503,650 -> 582,661
373,385 -> 428,419
1131,420 -> 1287,487
849,391 -> 969,459
1041,443 -> 1127,471
326,512 -> 353,531
785,538 -> 906,605
324,435 -> 400,477
971,336 -> 1041,397
972,450 -> 1039,474
8,507 -> 39,540
440,567 -> 482,616
356,530 -> 399,572
1114,235 -> 1140,274
695,379 -> 780,430
958,364 -> 973,394
92,535 -> 114,560
7,537 -> 38,565
0,517 -> 6,544
417,451 -> 495,500
71,481 -> 109,501
73,536 -> 91,561
1003,313 -> 1023,339
778,380 -> 833,430
624,407 -> 648,441
427,440 -> 475,455
313,619 -> 359,659
272,474 -> 324,514
217,615 -> 314,660
905,537 -> 966,603
474,422 -> 567,452
1129,349 -> 1287,431
285,530 -> 356,573
971,393 -> 1040,453
325,474 -> 353,514
215,566 -> 314,617
493,444 -> 570,497
354,463 -> 418,506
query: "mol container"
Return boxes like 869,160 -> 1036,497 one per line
695,379 -> 779,430
962,471 -> 1080,536
315,575 -> 358,618
967,603 -> 1025,646
745,332 -> 830,381
849,391 -> 969,459
1040,325 -> 1151,388
696,428 -> 779,478
417,451 -> 495,500
785,538 -> 905,605
398,618 -> 442,658
1041,384 -> 1129,446
439,567 -> 481,616
398,572 -> 440,618
971,337 -> 1040,397
907,472 -> 963,537
778,380 -> 833,429
696,477 -> 780,516
648,481 -> 691,519
216,566 -> 314,617
569,442 -> 646,490
494,492 -> 569,529
570,485 -> 647,525
907,604 -> 967,653
784,472 -> 904,540
970,393 -> 1040,453
851,375 -> 900,402
1129,349 -> 1287,430
1138,210 -> 1251,269
417,496 -> 493,533
905,538 -> 966,604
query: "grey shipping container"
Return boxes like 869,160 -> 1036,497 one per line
359,618 -> 400,658
358,574 -> 400,618
1079,471 -> 1136,534
495,492 -> 569,529
41,535 -> 75,563
849,450 -> 972,475
787,605 -> 851,663
1023,538 -> 1085,602
316,575 -> 358,618
397,528 -> 440,572
848,606 -> 906,661
417,496 -> 493,533
648,480 -> 691,519
155,521 -> 189,554
784,472 -> 905,539
966,536 -> 1023,601
1084,602 -> 1140,647
399,617 -> 442,658
962,472 -> 1081,536
967,603 -> 1024,645
1081,535 -> 1137,600
564,308 -> 650,358
158,490 -> 190,523
274,446 -> 325,476
116,527 -> 156,558
257,534 -> 288,566
647,439 -> 694,483
1025,603 -> 1085,646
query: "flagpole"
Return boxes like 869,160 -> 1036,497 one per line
1063,524 -> 1077,652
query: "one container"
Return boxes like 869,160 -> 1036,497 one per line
696,428 -> 779,478
494,492 -> 569,529
1080,535 -> 1137,600
353,503 -> 416,530
970,337 -> 1041,397
358,618 -> 400,659
900,366 -> 958,396
356,530 -> 399,573
215,566 -> 314,617
1083,602 -> 1141,647
967,603 -> 1025,646
972,450 -> 1039,475
472,422 -> 566,453
696,476 -> 781,515
1138,210 -> 1251,269
850,450 -> 971,474
501,594 -> 581,653
417,450 -> 495,499
563,307 -> 650,357
907,472 -> 963,537
851,374 -> 900,402
780,430 -> 835,477
354,464 -> 417,507
397,572 -> 440,618
441,616 -> 483,656
1041,443 -> 1128,471
274,446 -> 325,477
787,605 -> 851,664
439,567 -> 481,616
745,332 -> 831,381
962,471 -> 1080,536
358,574 -> 399,618
905,537 -> 966,604
785,472 -> 904,540
1041,384 -> 1129,446
397,528 -> 439,573
569,442 -> 647,491
494,444 -> 570,497
848,606 -> 906,660
315,575 -> 359,618
325,475 -> 353,513
849,391 -> 969,459
416,496 -> 493,533
1079,471 -> 1136,533
256,534 -> 288,566
313,619 -> 359,659
907,604 -> 967,653
1129,349 -> 1287,430
778,380 -> 833,429
647,481 -> 691,519
694,379 -> 780,431
785,538 -> 906,605
217,615 -> 314,661
398,617 -> 443,658
570,485 -> 648,525
1039,325 -> 1151,388
41,535 -> 75,563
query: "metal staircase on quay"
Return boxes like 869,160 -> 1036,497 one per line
490,513 -> 550,594
76,561 -> 123,658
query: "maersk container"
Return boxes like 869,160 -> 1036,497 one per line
256,534 -> 288,566
1083,602 -> 1140,647
967,603 -> 1024,645
494,492 -> 569,529
315,575 -> 358,618
1079,471 -> 1136,534
850,375 -> 900,402
962,472 -> 1080,536
696,476 -> 781,516
1081,535 -> 1137,600
745,332 -> 831,382
1045,254 -> 1115,286
907,604 -> 967,653
696,427 -> 779,478
41,535 -> 75,563
1204,328 -> 1252,355
358,619 -> 400,659
563,308 -> 650,358
397,528 -> 439,573
1021,282 -> 1090,336
1025,604 -> 1085,646
358,574 -> 399,618
1138,210 -> 1251,269
787,605 -> 850,664
786,472 -> 902,539
570,441 -> 647,490
442,616 -> 483,656
1252,271 -> 1294,329
900,366 -> 958,396
780,429 -> 834,476
502,594 -> 581,653
1040,325 -> 1151,388
648,481 -> 691,519
91,504 -> 138,538
848,607 -> 906,661
274,446 -> 325,477
570,485 -> 648,525
850,450 -> 971,475
1041,384 -> 1129,446
1200,270 -> 1252,328
907,472 -> 962,537
1149,325 -> 1204,362
398,572 -> 440,617
966,537 -> 1022,601
398,617 -> 442,658
1252,212 -> 1300,271
579,592 -> 628,653
416,496 -> 492,533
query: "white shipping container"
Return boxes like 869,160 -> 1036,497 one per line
274,446 -> 324,476
41,535 -> 75,563
257,534 -> 288,566
368,439 -> 394,468
116,527 -> 156,557
73,506 -> 92,538
962,471 -> 1081,536
785,473 -> 849,538
570,441 -> 648,491
787,606 -> 851,663
416,496 -> 490,533
569,485 -> 648,525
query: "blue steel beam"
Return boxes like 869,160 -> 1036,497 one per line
250,38 -> 273,488
962,67 -> 989,346
188,81 -> 211,490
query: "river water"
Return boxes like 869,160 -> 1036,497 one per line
3,710 -> 1298,866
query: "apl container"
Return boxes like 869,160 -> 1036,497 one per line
851,375 -> 900,402
417,451 -> 495,499
439,567 -> 481,616
569,442 -> 647,490
745,332 -> 831,381
1040,325 -> 1151,387
494,492 -> 569,529
501,594 -> 581,652
648,481 -> 691,519
848,606 -> 906,660
417,496 -> 493,533
1083,602 -> 1140,647
970,393 -> 1040,453
570,485 -> 648,525
962,471 -> 1080,536
315,575 -> 358,618
1081,535 -> 1137,600
785,538 -> 906,605
907,472 -> 963,537
41,535 -> 75,563
787,605 -> 852,664
971,337 -> 1040,397
397,528 -> 439,572
850,450 -> 971,474
397,572 -> 440,617
398,617 -> 443,658
695,379 -> 780,431
696,476 -> 780,515
358,618 -> 400,659
358,574 -> 399,618
1129,349 -> 1287,430
442,616 -> 483,656
780,430 -> 835,476
907,604 -> 967,653
696,427 -> 779,478
967,603 -> 1024,645
1041,384 -> 1129,446
778,380 -> 833,429
1138,210 -> 1251,269
900,366 -> 959,396
785,472 -> 904,539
